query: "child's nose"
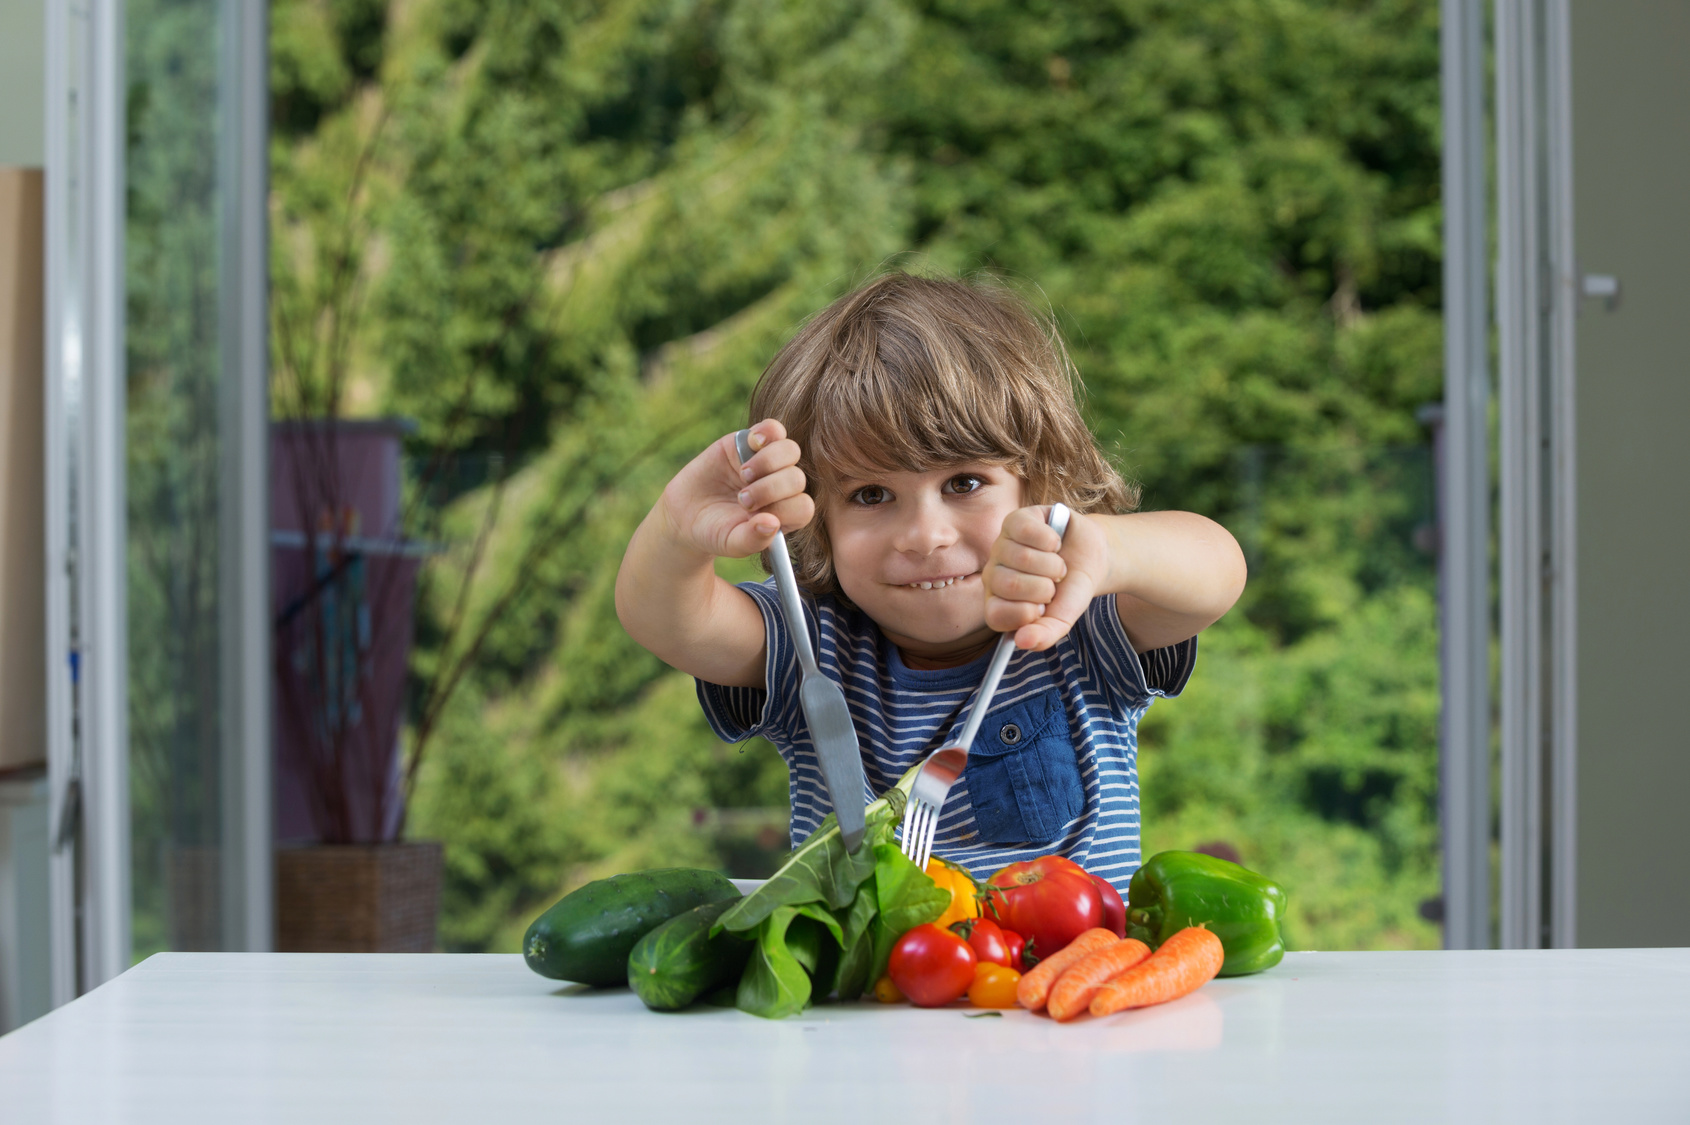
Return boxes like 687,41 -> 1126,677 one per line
891,497 -> 958,555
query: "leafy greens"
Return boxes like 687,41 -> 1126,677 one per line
715,783 -> 951,1019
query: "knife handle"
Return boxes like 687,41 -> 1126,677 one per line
735,429 -> 821,677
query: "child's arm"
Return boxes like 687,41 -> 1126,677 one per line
615,420 -> 812,687
983,508 -> 1246,654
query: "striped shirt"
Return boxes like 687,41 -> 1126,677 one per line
696,579 -> 1196,894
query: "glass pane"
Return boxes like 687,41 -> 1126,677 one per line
1133,444 -> 1441,950
271,2 -> 1444,954
125,0 -> 226,958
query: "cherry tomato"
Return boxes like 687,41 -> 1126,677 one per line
967,962 -> 1021,1009
888,923 -> 978,1007
872,974 -> 904,1004
1002,928 -> 1029,972
949,917 -> 1012,967
1089,872 -> 1128,938
987,856 -> 1104,957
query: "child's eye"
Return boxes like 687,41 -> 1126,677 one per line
849,485 -> 890,506
944,474 -> 984,495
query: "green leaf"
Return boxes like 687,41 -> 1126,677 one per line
839,879 -> 880,951
794,901 -> 845,947
823,878 -> 879,1001
785,913 -> 829,975
717,790 -> 905,934
735,905 -> 812,1020
789,913 -> 841,991
867,843 -> 951,985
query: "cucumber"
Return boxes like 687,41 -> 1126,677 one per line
523,868 -> 740,986
627,899 -> 753,1011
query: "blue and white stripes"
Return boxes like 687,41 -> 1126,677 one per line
697,580 -> 1195,894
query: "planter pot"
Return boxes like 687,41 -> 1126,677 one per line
276,841 -> 443,952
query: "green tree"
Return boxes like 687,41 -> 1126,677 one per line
128,0 -> 239,957
272,0 -> 1445,951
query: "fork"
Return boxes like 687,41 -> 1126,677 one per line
899,502 -> 1072,871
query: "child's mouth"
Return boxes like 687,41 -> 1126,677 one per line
902,573 -> 971,591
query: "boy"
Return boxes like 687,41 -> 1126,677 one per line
615,273 -> 1245,890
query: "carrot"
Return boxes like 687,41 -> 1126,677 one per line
1015,928 -> 1119,1011
1089,926 -> 1224,1017
1045,938 -> 1152,1021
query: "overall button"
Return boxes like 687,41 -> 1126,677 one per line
999,723 -> 1022,745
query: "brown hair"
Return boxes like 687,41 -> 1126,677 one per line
750,271 -> 1137,595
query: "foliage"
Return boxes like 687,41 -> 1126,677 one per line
1138,580 -> 1440,951
272,0 -> 1444,952
127,0 -> 231,958
718,791 -> 954,1017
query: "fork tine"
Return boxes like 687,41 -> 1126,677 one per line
907,802 -> 929,865
899,798 -> 922,859
914,807 -> 935,872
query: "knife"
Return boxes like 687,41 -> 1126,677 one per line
735,430 -> 868,852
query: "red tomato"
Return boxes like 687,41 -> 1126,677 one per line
888,923 -> 978,1007
1002,928 -> 1028,972
986,856 -> 1103,957
949,917 -> 1012,967
1089,872 -> 1128,938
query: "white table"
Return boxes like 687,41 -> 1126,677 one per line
2,949 -> 1687,1123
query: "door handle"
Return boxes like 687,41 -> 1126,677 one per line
1580,273 -> 1621,312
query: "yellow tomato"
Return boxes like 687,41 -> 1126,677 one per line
926,856 -> 982,931
968,963 -> 1021,1009
873,974 -> 905,1003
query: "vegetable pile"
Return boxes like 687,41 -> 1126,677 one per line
710,788 -> 951,1019
523,785 -> 1288,1022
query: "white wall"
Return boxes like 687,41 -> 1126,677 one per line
0,0 -> 45,167
1572,0 -> 1690,947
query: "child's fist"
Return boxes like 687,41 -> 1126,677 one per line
983,505 -> 1107,650
660,418 -> 814,560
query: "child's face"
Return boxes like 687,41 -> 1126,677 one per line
823,463 -> 1023,663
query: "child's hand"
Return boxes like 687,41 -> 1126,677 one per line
983,506 -> 1111,650
659,418 -> 814,559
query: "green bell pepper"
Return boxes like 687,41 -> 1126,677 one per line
1125,850 -> 1287,977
